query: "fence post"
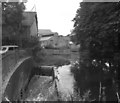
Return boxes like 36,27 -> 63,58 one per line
99,82 -> 102,101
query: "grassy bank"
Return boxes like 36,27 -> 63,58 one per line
37,54 -> 70,66
33,48 -> 79,66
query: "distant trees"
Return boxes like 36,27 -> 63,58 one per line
2,2 -> 25,27
73,2 -> 120,101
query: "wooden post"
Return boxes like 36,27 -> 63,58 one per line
52,67 -> 55,81
99,82 -> 102,101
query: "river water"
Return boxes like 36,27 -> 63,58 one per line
54,64 -> 75,97
54,64 -> 77,101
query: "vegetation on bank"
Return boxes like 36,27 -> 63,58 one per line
34,49 -> 70,66
72,2 -> 120,101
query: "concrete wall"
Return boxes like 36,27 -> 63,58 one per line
2,50 -> 28,81
30,20 -> 38,36
3,58 -> 34,101
2,52 -> 55,101
56,36 -> 70,48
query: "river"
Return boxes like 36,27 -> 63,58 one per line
54,64 -> 75,100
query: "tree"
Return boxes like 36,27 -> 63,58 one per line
2,2 -> 25,45
70,33 -> 79,44
73,2 -> 120,101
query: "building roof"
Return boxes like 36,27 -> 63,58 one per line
38,29 -> 53,35
22,12 -> 37,26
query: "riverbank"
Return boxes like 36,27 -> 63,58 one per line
24,76 -> 58,101
23,49 -> 80,101
34,48 -> 79,66
24,64 -> 80,101
2,47 -> 80,101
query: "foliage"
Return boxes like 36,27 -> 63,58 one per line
2,2 -> 25,32
22,36 -> 39,48
70,34 -> 79,44
2,2 -> 25,45
2,2 -> 39,49
73,2 -> 120,101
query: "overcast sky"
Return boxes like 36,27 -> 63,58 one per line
25,0 -> 81,36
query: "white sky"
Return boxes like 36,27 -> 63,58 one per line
25,0 -> 81,36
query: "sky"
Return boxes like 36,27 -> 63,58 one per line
25,0 -> 81,36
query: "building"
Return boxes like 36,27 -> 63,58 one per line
22,11 -> 38,38
55,35 -> 70,48
0,10 -> 2,45
39,29 -> 70,49
39,29 -> 58,47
